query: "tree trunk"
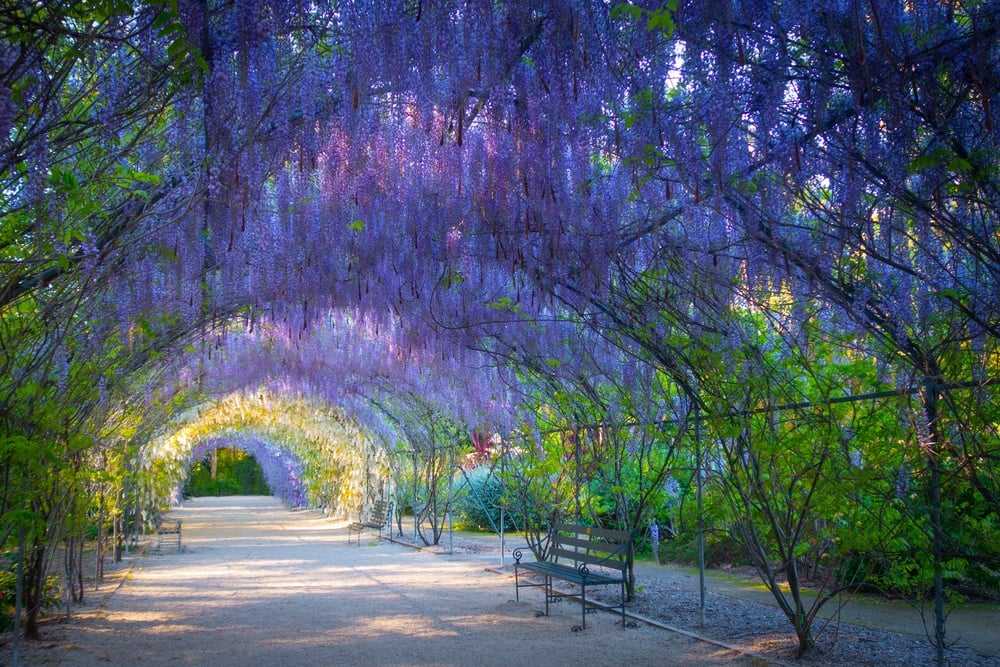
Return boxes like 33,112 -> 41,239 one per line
96,495 -> 106,585
626,550 -> 636,601
786,559 -> 814,657
23,541 -> 47,639
922,376 -> 946,667
64,534 -> 85,605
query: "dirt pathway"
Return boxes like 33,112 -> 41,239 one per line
1,497 -> 760,666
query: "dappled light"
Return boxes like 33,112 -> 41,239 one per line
1,498 -> 759,666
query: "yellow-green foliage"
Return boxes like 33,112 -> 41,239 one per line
139,390 -> 391,515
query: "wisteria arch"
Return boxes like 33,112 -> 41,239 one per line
184,434 -> 308,507
2,1 -> 998,657
175,311 -> 511,439
140,390 -> 391,517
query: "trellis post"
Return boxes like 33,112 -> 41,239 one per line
695,408 -> 706,625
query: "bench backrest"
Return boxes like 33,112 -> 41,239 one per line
368,500 -> 387,523
548,522 -> 632,573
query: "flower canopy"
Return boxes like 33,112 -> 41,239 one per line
1,0 -> 996,589
142,390 -> 389,513
3,2 -> 998,654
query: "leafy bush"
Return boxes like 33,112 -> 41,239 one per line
656,530 -> 749,568
0,567 -> 12,631
0,562 -> 60,632
451,466 -> 517,532
183,449 -> 269,496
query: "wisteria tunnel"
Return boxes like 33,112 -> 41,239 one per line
2,1 -> 999,663
142,391 -> 389,511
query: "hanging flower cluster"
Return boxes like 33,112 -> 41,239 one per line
2,2 -> 997,590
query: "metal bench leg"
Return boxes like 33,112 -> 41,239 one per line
544,576 -> 551,617
620,580 -> 626,629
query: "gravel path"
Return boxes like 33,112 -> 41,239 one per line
411,530 -> 1000,666
0,497 -> 754,666
4,496 -> 998,666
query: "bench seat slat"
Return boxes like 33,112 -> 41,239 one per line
518,560 -> 622,585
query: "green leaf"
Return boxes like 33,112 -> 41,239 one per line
348,219 -> 365,232
151,9 -> 177,30
193,51 -> 210,76
132,170 -> 162,185
610,3 -> 643,21
157,21 -> 184,37
135,316 -> 154,338
906,155 -> 940,174
49,167 -> 78,191
947,157 -> 972,173
443,270 -> 463,288
647,8 -> 676,35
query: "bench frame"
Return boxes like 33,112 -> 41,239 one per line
348,499 -> 388,545
514,522 -> 632,630
154,517 -> 182,554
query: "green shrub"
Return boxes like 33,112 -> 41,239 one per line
656,530 -> 749,568
451,466 -> 517,532
0,561 -> 60,632
0,567 -> 13,631
183,450 -> 269,496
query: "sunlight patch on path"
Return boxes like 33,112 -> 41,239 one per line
3,496 -> 761,666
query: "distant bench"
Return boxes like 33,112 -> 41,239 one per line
154,516 -> 182,554
513,522 -> 632,631
348,499 -> 387,545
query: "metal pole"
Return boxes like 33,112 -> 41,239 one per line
499,443 -> 506,568
412,450 -> 419,541
696,409 -> 706,625
574,422 -> 581,522
448,446 -> 455,555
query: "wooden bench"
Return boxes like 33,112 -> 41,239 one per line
513,522 -> 632,631
154,517 -> 182,554
348,499 -> 387,545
